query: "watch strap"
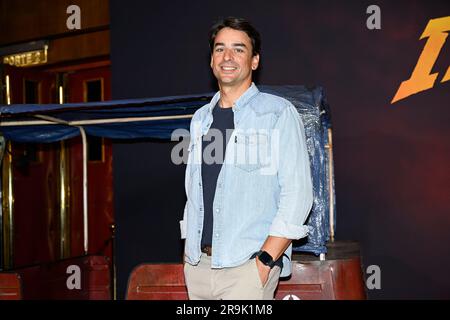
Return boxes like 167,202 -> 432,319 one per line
256,250 -> 276,268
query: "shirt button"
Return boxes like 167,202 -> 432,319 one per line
216,208 -> 219,213
215,233 -> 219,238
198,230 -> 201,234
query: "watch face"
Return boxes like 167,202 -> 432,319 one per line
258,251 -> 273,265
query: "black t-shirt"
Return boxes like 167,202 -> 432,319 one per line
200,104 -> 234,248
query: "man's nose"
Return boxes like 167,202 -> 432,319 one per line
223,48 -> 233,61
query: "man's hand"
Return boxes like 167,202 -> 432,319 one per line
255,256 -> 271,286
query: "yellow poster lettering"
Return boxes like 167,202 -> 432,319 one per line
392,16 -> 450,103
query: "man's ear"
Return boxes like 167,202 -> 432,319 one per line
210,55 -> 213,69
251,54 -> 260,70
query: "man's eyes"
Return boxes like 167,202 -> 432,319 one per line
214,48 -> 245,53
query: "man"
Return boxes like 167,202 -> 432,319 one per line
180,17 -> 313,300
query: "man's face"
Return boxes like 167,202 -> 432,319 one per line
210,27 -> 260,89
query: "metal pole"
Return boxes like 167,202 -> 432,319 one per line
0,114 -> 193,127
1,73 -> 13,269
23,114 -> 89,255
24,115 -> 89,255
78,126 -> 88,255
58,82 -> 71,259
5,75 -> 11,105
2,142 -> 13,269
326,128 -> 335,242
59,140 -> 70,258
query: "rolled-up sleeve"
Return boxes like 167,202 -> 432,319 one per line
269,103 -> 313,240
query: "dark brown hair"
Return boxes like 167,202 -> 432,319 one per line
209,17 -> 261,56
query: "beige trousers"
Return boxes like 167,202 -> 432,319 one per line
183,253 -> 281,300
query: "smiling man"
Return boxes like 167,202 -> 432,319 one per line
209,26 -> 259,103
181,17 -> 313,300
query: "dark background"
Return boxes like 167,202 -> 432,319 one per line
110,0 -> 450,299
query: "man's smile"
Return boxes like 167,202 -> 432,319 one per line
220,65 -> 238,73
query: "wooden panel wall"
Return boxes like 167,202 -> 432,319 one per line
0,0 -> 109,46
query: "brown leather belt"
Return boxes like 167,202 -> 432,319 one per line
201,245 -> 212,256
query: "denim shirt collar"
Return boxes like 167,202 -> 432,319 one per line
208,82 -> 260,113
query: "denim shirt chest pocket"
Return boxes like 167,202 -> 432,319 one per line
233,131 -> 270,172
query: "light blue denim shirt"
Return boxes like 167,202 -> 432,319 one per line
180,83 -> 313,277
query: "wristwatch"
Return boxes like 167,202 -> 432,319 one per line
256,250 -> 276,268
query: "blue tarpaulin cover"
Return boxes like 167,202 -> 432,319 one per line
0,85 -> 335,255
